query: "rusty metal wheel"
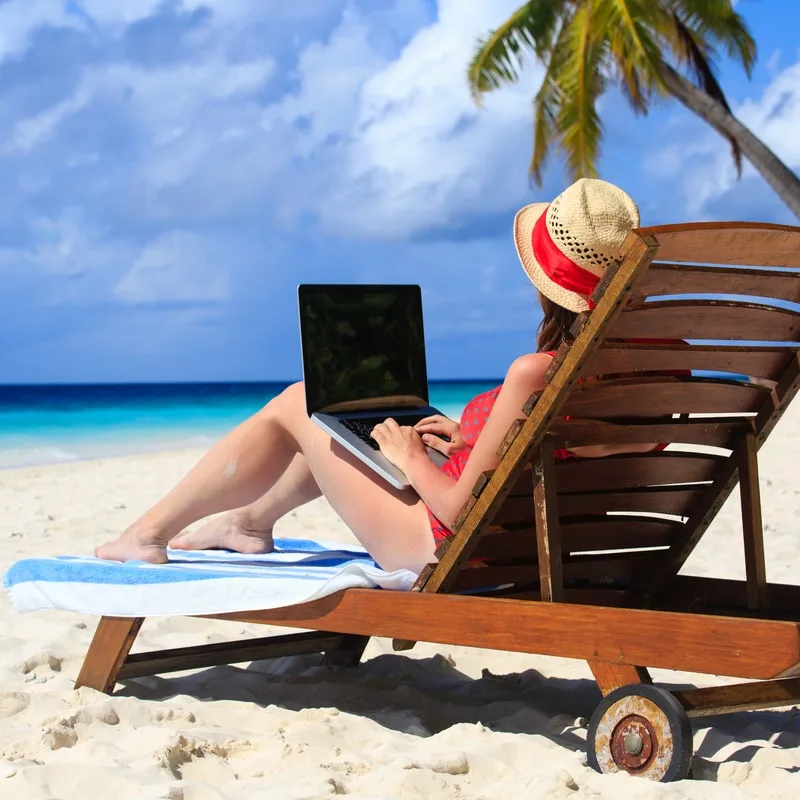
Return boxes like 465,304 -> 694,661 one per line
587,684 -> 692,782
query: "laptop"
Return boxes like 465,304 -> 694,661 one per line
298,283 -> 449,489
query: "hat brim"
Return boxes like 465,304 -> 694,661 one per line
513,202 -> 591,314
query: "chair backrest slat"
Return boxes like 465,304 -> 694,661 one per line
550,417 -> 749,449
561,376 -> 769,418
635,263 -> 800,304
636,222 -> 800,267
557,486 -> 704,518
606,300 -> 800,342
555,452 -> 722,492
581,343 -> 795,383
492,484 -> 706,525
472,517 -> 680,561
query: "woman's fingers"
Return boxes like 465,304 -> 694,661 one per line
415,419 -> 456,435
421,436 -> 451,456
415,414 -> 452,428
371,418 -> 400,440
414,422 -> 448,435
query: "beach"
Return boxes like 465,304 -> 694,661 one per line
1,404 -> 800,799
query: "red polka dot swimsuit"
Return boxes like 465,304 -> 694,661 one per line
425,382 -> 581,547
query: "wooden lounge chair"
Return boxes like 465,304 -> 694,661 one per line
75,220 -> 800,782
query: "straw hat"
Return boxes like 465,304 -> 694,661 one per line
513,178 -> 640,313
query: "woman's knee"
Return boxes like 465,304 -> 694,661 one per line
259,382 -> 312,449
261,381 -> 306,416
283,381 -> 306,405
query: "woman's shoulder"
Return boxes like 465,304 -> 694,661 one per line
505,352 -> 555,383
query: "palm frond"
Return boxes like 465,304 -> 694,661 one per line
530,21 -> 570,186
662,0 -> 755,74
554,4 -> 607,179
602,0 -> 674,108
467,0 -> 571,105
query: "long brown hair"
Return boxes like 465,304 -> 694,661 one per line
536,292 -> 578,354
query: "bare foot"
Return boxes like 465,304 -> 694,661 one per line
168,510 -> 274,554
95,524 -> 169,563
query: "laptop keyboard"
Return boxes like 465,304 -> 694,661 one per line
341,415 -> 428,450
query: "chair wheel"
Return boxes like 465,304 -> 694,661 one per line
587,684 -> 693,782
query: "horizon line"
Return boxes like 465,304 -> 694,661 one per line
0,377 -> 505,388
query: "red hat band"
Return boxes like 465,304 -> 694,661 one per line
531,206 -> 600,309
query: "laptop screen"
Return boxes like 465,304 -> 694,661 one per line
298,284 -> 430,415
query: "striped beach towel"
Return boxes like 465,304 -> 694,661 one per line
3,538 -> 417,617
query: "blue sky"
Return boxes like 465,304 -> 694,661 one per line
0,0 -> 798,384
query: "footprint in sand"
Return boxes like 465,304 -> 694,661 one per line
0,692 -> 29,718
14,651 -> 63,675
41,724 -> 79,750
159,734 -> 255,780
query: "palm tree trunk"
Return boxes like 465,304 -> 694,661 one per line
660,64 -> 800,219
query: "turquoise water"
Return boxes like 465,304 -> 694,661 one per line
0,381 -> 499,469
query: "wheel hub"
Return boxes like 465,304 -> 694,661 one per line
624,733 -> 643,756
610,714 -> 656,771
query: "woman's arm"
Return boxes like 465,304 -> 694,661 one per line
402,353 -> 553,529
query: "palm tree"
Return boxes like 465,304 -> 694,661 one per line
468,0 -> 800,218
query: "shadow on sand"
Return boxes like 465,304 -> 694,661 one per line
114,650 -> 800,778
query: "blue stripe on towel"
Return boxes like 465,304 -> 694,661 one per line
4,538 -> 376,588
4,559 -> 354,586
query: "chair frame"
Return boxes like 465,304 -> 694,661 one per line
74,222 -> 800,778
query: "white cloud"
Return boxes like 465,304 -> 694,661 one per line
0,0 -> 83,62
75,0 -> 172,26
77,0 -> 340,28
180,0 -> 341,25
97,53 -> 274,137
312,0 -> 545,238
648,59 -> 800,216
3,49 -> 275,193
1,0 -> 546,252
262,7 -> 388,156
115,231 -> 230,304
4,88 -> 91,152
0,210 -> 132,284
735,62 -> 800,161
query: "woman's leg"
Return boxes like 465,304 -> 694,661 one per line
96,383 -> 436,572
168,453 -> 321,553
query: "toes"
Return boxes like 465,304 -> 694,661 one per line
169,533 -> 202,551
94,542 -> 117,561
94,539 -> 168,564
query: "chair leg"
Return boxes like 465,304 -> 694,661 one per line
589,660 -> 652,696
737,431 -> 769,610
75,616 -> 144,693
321,634 -> 370,667
533,437 -> 563,602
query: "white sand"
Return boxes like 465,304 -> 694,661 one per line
1,406 -> 799,799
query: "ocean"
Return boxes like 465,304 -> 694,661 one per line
0,381 -> 500,470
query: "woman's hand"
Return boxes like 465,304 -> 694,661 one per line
414,414 -> 467,458
370,418 -> 427,473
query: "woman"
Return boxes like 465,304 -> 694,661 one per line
96,178 -> 647,572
